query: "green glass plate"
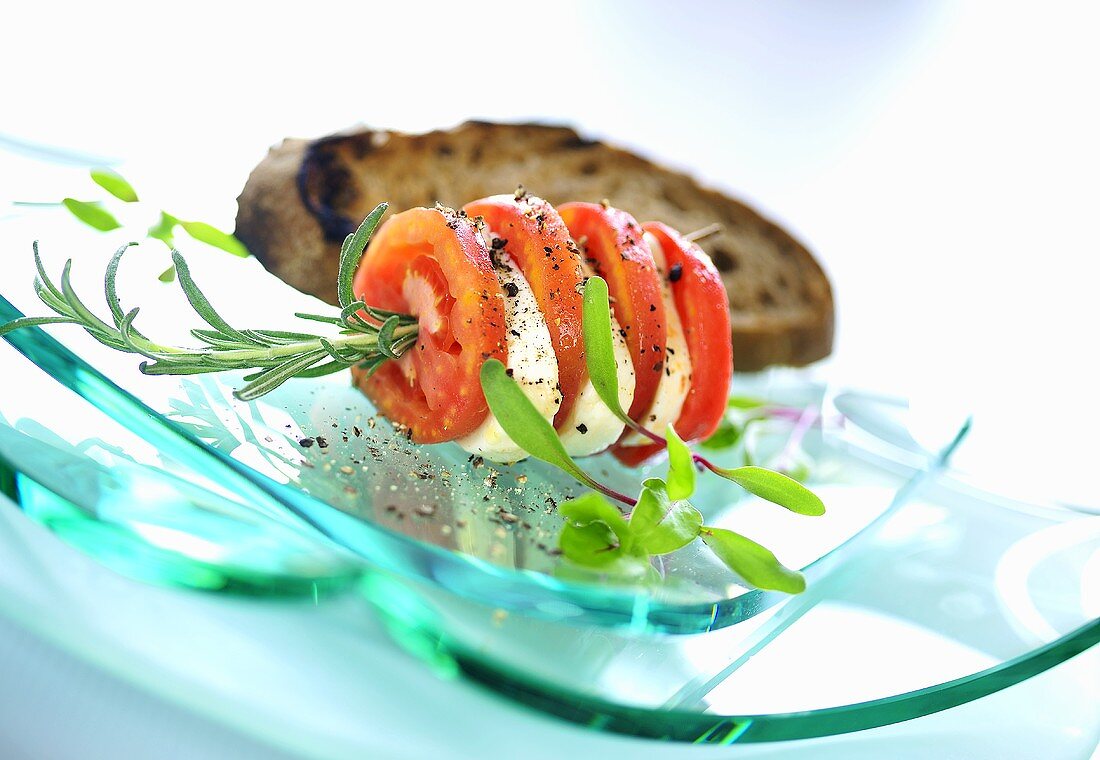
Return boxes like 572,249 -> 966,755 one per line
2,210 -> 1096,744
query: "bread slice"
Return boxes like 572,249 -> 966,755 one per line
235,121 -> 833,371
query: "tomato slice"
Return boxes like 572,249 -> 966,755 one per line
614,222 -> 733,466
463,194 -> 587,427
352,207 -> 507,443
557,202 -> 667,423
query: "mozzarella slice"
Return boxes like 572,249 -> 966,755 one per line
619,232 -> 693,447
457,247 -> 561,463
556,265 -> 636,458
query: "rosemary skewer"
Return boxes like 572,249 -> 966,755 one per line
0,203 -> 418,401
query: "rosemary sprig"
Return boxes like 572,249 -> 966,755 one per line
0,203 -> 418,401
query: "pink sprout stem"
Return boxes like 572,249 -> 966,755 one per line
584,476 -> 638,507
772,405 -> 819,473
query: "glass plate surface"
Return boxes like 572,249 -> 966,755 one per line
1,209 -> 1097,743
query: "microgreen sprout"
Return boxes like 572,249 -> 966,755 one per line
498,275 -> 827,593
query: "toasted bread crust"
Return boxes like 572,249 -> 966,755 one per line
235,122 -> 833,371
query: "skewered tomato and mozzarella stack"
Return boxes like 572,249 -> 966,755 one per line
351,191 -> 732,465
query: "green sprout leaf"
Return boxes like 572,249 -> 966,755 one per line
701,424 -> 741,451
338,202 -> 388,310
559,492 -> 631,543
90,168 -> 139,202
702,398 -> 772,451
700,417 -> 744,450
581,276 -> 632,426
664,424 -> 695,500
557,521 -> 653,579
728,395 -> 766,410
147,211 -> 179,247
558,493 -> 652,578
157,266 -> 177,283
480,358 -> 598,490
62,199 -> 121,232
700,527 -> 806,594
629,478 -> 702,555
706,464 -> 825,516
179,220 -> 250,258
559,520 -> 623,567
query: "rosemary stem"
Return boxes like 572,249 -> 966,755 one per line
170,324 -> 419,363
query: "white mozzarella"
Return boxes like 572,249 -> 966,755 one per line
619,232 -> 693,447
457,246 -> 560,463
556,266 -> 636,458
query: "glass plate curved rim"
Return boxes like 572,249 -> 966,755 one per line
436,615 -> 1100,743
0,290 -> 930,634
3,231 -> 1097,747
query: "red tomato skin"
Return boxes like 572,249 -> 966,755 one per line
463,194 -> 587,427
614,222 -> 733,466
352,207 -> 507,443
556,202 -> 667,423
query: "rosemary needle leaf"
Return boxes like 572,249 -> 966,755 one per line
141,361 -> 226,376
355,355 -> 389,378
293,359 -> 354,379
171,251 -> 258,345
338,203 -> 388,310
189,329 -> 249,349
104,242 -> 139,328
33,242 -> 65,302
339,300 -> 370,323
364,305 -> 411,321
234,350 -> 328,401
104,242 -> 151,342
318,337 -> 357,364
294,312 -> 346,327
236,330 -> 277,347
60,259 -> 120,337
32,279 -> 69,314
250,329 -> 324,343
375,314 -> 401,359
0,316 -> 79,336
117,308 -> 160,361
